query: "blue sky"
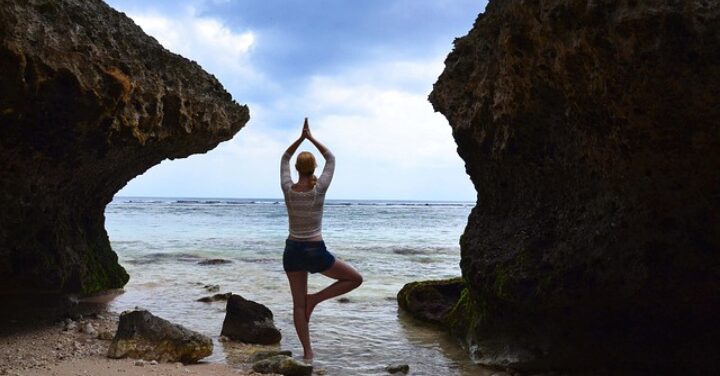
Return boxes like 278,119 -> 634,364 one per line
108,0 -> 485,201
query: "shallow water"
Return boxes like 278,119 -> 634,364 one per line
105,197 -> 490,375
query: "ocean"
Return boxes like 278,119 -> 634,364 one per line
105,197 -> 488,375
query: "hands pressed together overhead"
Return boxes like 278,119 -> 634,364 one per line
285,117 -> 329,157
301,117 -> 314,141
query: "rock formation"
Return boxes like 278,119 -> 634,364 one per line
0,0 -> 248,294
251,355 -> 313,376
397,277 -> 464,324
429,0 -> 719,372
221,294 -> 282,345
108,310 -> 212,363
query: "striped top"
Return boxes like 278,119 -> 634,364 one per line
280,150 -> 335,240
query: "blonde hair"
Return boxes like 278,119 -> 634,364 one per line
295,151 -> 318,187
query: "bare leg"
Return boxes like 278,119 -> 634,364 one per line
286,271 -> 313,359
306,259 -> 363,321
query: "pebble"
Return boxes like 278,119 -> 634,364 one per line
134,360 -> 145,367
63,321 -> 77,332
81,323 -> 97,337
97,331 -> 114,340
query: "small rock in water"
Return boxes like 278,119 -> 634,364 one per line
203,284 -> 220,293
221,294 -> 281,344
197,258 -> 232,265
197,292 -> 232,303
336,297 -> 351,303
386,364 -> 410,374
249,350 -> 292,363
252,355 -> 312,376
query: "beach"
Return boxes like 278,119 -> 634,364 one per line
101,197 -> 481,375
0,197 -> 488,376
0,309 -> 250,376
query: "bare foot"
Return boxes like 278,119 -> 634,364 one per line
303,351 -> 314,362
305,293 -> 318,322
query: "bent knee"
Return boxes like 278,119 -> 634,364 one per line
351,273 -> 363,288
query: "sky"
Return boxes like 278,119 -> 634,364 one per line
108,0 -> 486,201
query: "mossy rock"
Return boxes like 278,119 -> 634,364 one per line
251,355 -> 312,376
396,277 -> 464,324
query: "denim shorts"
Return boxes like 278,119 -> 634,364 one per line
283,239 -> 336,273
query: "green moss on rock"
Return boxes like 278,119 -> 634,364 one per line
397,277 -> 464,325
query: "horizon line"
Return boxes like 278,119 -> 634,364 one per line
112,195 -> 476,203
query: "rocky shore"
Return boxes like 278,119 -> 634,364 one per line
0,311 -> 248,376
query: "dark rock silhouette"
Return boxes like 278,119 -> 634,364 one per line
221,294 -> 281,345
0,0 -> 248,294
430,0 -> 719,372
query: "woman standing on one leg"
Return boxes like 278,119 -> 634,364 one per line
280,118 -> 363,360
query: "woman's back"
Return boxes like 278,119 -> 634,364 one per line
280,150 -> 335,240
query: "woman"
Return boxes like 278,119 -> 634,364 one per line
280,118 -> 363,360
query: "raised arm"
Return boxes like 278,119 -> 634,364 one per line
303,119 -> 335,192
281,126 -> 306,191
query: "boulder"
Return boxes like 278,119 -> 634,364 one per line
107,310 -> 212,363
221,294 -> 281,345
396,277 -> 464,324
249,350 -> 293,363
0,0 -> 248,294
251,355 -> 312,376
429,0 -> 720,373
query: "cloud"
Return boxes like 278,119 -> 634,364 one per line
124,7 -> 260,89
112,1 -> 475,201
277,56 -> 461,167
119,55 -> 474,200
239,56 -> 473,200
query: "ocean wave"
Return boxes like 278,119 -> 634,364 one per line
125,252 -> 210,265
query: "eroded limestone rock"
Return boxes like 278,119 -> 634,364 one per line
396,277 -> 464,325
0,0 -> 248,294
107,310 -> 212,363
251,355 -> 312,376
429,0 -> 720,372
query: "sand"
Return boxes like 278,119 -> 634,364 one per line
0,312 -> 255,376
